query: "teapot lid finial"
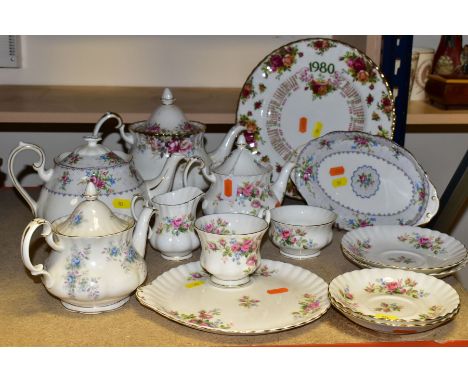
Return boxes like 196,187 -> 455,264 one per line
161,88 -> 175,105
83,181 -> 99,201
236,134 -> 247,148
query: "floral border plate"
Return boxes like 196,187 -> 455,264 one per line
328,268 -> 460,325
136,259 -> 330,335
236,38 -> 395,199
341,226 -> 467,272
293,131 -> 437,230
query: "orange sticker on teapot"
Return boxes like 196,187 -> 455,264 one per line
112,198 -> 131,209
224,179 -> 233,197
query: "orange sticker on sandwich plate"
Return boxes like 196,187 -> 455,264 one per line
329,166 -> 345,176
267,287 -> 289,295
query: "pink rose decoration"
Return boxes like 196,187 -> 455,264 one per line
204,223 -> 213,233
231,243 -> 241,252
385,281 -> 400,292
352,57 -> 366,72
167,140 -> 181,154
246,256 -> 258,267
242,184 -> 254,197
307,301 -> 320,310
251,200 -> 261,209
269,54 -> 283,71
281,230 -> 291,239
241,239 -> 253,252
418,237 -> 431,248
208,242 -> 217,250
172,217 -> 183,229
219,239 -> 226,246
179,139 -> 192,153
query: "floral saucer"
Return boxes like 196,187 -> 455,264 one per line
341,226 -> 467,273
328,268 -> 459,327
136,259 -> 330,335
236,38 -> 395,199
292,131 -> 438,230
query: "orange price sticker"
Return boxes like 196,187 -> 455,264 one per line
329,166 -> 345,176
267,287 -> 289,295
298,117 -> 308,133
224,178 -> 233,197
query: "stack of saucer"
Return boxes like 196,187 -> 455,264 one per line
341,226 -> 467,278
329,268 -> 460,334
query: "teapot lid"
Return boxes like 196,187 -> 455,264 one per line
212,134 -> 271,176
54,182 -> 133,237
133,88 -> 204,135
58,113 -> 127,168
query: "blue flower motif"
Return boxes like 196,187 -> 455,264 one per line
110,247 -> 120,257
70,256 -> 81,267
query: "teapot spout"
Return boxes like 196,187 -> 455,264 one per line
141,153 -> 187,201
208,124 -> 246,165
271,161 -> 296,203
132,205 -> 154,258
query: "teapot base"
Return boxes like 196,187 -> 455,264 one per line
61,296 -> 130,314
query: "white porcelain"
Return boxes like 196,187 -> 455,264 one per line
269,205 -> 337,259
136,259 -> 330,335
117,88 -> 245,190
20,182 -> 154,313
329,268 -> 459,330
135,187 -> 204,261
236,38 -> 395,199
410,48 -> 435,101
341,225 -> 467,273
293,131 -> 438,230
194,212 -> 270,287
201,134 -> 296,216
8,112 -> 189,222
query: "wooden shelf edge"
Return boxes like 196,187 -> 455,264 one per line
407,100 -> 468,125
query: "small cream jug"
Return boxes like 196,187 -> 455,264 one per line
20,182 -> 153,313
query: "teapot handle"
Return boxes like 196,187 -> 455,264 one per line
92,111 -> 124,137
8,142 -> 53,217
131,194 -> 146,221
183,157 -> 205,187
21,218 -> 62,288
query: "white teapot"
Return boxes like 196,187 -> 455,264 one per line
8,112 -> 190,222
116,88 -> 245,190
201,134 -> 296,216
20,182 -> 154,313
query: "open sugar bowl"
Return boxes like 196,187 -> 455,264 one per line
194,212 -> 270,287
269,205 -> 337,260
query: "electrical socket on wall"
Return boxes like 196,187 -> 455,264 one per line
0,35 -> 20,68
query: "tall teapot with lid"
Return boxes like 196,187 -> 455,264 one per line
20,182 -> 154,313
200,134 -> 296,216
116,88 -> 245,190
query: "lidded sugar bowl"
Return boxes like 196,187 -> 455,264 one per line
201,134 -> 296,215
20,182 -> 152,313
116,88 -> 245,190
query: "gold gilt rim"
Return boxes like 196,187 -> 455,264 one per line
328,274 -> 461,325
329,293 -> 460,329
136,287 -> 331,336
342,246 -> 468,279
341,243 -> 468,273
234,36 -> 396,140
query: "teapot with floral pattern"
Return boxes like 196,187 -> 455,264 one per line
20,182 -> 154,313
200,134 -> 296,216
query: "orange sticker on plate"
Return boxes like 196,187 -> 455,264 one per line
267,288 -> 289,295
299,117 -> 308,133
329,166 -> 345,176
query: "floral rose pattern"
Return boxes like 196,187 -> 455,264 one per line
238,113 -> 263,146
308,39 -> 337,55
337,286 -> 359,309
63,244 -> 100,299
254,264 -> 277,277
59,171 -> 72,191
340,51 -> 377,85
240,78 -> 256,104
238,296 -> 260,309
292,293 -> 322,318
136,133 -> 195,158
99,152 -> 124,166
198,218 -> 232,234
80,169 -> 119,194
169,309 -> 232,329
299,69 -> 338,100
261,45 -> 303,79
65,154 -> 81,165
186,271 -> 208,281
374,302 -> 403,313
364,278 -> 429,299
377,92 -> 394,120
205,236 -> 259,273
346,216 -> 376,229
397,233 -> 446,255
388,255 -> 416,265
418,305 -> 445,320
351,135 -> 377,153
347,239 -> 371,257
271,225 -> 315,249
155,214 -> 194,236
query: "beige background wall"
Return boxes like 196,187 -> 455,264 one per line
1,35 -> 466,242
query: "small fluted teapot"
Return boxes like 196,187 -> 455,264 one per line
20,182 -> 155,313
201,134 -> 296,216
116,88 -> 245,190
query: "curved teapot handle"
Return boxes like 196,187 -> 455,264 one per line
183,156 -> 205,188
92,111 -> 124,137
21,218 -> 62,288
8,142 -> 53,217
131,194 -> 146,221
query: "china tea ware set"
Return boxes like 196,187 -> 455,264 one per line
9,38 -> 467,336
